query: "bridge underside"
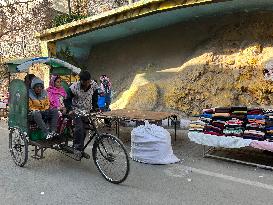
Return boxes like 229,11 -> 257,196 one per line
38,0 -> 273,60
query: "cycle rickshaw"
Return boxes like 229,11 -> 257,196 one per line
5,57 -> 130,184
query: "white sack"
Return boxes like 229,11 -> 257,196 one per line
130,121 -> 180,164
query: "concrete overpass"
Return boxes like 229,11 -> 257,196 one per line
37,0 -> 273,61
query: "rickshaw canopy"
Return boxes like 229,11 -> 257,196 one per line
5,57 -> 81,75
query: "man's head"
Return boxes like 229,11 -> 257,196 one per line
79,70 -> 91,90
24,74 -> 36,88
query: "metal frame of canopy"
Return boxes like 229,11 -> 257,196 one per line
4,57 -> 81,85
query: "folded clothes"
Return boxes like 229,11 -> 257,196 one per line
200,113 -> 213,118
200,117 -> 212,123
190,124 -> 204,129
248,111 -> 263,115
212,122 -> 225,130
266,130 -> 273,134
204,125 -> 222,133
266,120 -> 273,126
263,109 -> 273,114
225,133 -> 243,137
244,130 -> 265,136
231,106 -> 247,112
203,131 -> 224,136
213,120 -> 226,124
223,129 -> 243,135
245,126 -> 264,132
243,135 -> 264,141
202,108 -> 214,114
232,111 -> 247,114
245,124 -> 265,130
212,116 -> 231,121
225,119 -> 244,125
189,128 -> 203,132
191,120 -> 206,126
248,119 -> 265,124
247,115 -> 266,120
247,108 -> 263,115
213,113 -> 230,117
215,107 -> 231,113
265,135 -> 273,141
265,126 -> 273,130
229,114 -> 246,120
225,125 -> 244,130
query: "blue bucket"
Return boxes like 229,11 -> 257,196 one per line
98,96 -> 106,109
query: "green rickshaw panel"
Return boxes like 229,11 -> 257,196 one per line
8,79 -> 28,134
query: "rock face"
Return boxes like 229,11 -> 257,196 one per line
108,12 -> 273,116
164,12 -> 273,115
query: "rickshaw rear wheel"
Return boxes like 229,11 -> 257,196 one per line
92,134 -> 130,184
9,128 -> 28,167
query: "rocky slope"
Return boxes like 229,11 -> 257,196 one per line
111,12 -> 273,116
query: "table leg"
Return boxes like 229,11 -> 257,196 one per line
117,119 -> 120,137
115,119 -> 118,135
174,116 -> 177,141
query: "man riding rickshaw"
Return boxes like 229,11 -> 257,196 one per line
5,57 -> 130,184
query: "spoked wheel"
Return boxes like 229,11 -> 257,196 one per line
92,134 -> 130,184
9,128 -> 28,167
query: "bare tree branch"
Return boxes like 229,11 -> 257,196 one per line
0,0 -> 53,60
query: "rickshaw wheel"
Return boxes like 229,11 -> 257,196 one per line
92,134 -> 130,184
9,128 -> 28,167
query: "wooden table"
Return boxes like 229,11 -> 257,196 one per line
97,109 -> 178,141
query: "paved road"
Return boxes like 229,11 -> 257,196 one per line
1,122 -> 273,205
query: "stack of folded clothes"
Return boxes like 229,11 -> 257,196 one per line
189,120 -> 206,132
244,112 -> 265,140
263,109 -> 273,141
208,107 -> 231,135
189,106 -> 273,141
223,118 -> 244,137
230,106 -> 247,120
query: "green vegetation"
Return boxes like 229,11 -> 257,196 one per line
52,13 -> 87,27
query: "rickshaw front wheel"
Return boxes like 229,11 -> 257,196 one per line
92,134 -> 130,184
9,128 -> 28,167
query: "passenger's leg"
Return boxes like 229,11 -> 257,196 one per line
31,110 -> 49,135
47,109 -> 59,133
73,116 -> 86,151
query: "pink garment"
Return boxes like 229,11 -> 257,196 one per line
47,75 -> 67,109
99,75 -> 112,94
250,141 -> 273,152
